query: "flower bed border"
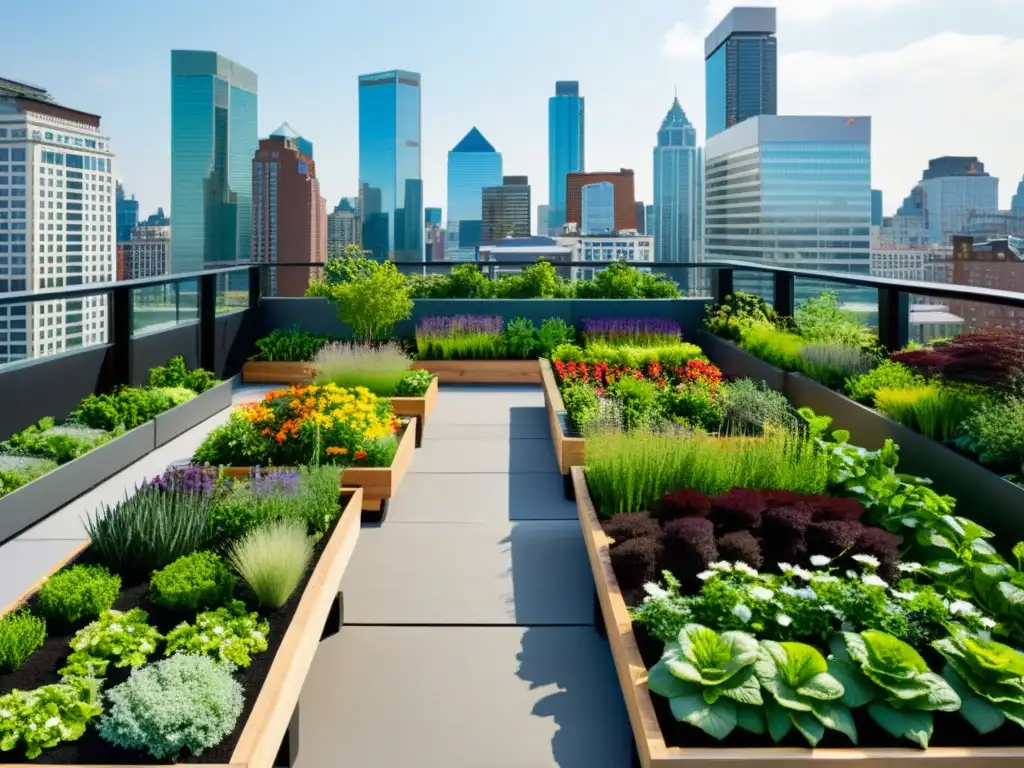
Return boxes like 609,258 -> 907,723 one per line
390,376 -> 439,448
0,486 -> 364,768
695,331 -> 786,392
0,379 -> 235,546
572,466 -> 1023,767
222,417 -> 417,525
539,359 -> 586,501
241,361 -> 315,385
411,359 -> 542,384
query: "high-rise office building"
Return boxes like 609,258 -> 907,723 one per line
918,156 -> 999,244
705,115 -> 872,303
566,169 -> 636,232
705,7 -> 777,141
358,69 -> 422,262
327,197 -> 359,258
635,201 -> 647,235
170,50 -> 258,272
142,207 -> 170,227
251,123 -> 326,297
446,127 -> 502,260
119,224 -> 170,280
646,204 -> 654,238
581,182 -> 615,235
1012,176 -> 1024,214
871,189 -> 883,226
425,207 -> 442,227
653,96 -> 701,294
548,81 -> 585,233
115,182 -> 138,243
536,204 -> 553,236
0,78 -> 115,365
482,176 -> 531,244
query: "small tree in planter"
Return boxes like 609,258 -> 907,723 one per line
328,256 -> 413,343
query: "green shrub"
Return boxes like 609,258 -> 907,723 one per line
719,378 -> 797,435
659,382 -> 723,431
0,679 -> 102,759
149,551 -> 236,613
252,325 -> 328,362
874,385 -> 987,442
608,377 -> 663,430
703,291 -> 786,342
394,368 -> 434,397
164,600 -> 269,668
740,327 -> 805,370
312,341 -> 411,395
845,361 -> 924,405
958,398 -> 1024,476
537,318 -> 576,357
73,386 -> 195,431
85,486 -> 212,574
551,342 -> 584,362
191,412 -> 271,468
228,518 -> 314,609
60,608 -> 162,679
560,380 -> 600,432
0,610 -> 46,672
797,341 -> 875,390
795,290 -> 877,349
502,317 -> 539,359
148,356 -> 217,393
572,260 -> 681,299
98,654 -> 243,760
37,565 -> 121,624
0,454 -> 58,498
2,420 -> 114,465
581,341 -> 705,369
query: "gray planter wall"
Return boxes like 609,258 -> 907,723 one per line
696,331 -> 786,392
153,377 -> 235,448
261,297 -> 713,341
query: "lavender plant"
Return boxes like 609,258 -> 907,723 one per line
582,317 -> 682,347
415,315 -> 506,359
144,465 -> 218,497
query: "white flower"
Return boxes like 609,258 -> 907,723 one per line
44,717 -> 60,729
949,600 -> 977,616
845,569 -> 858,579
776,614 -> 793,627
792,566 -> 813,581
251,630 -> 265,641
821,604 -> 842,616
749,586 -> 774,601
891,590 -> 918,601
852,554 -> 880,569
862,574 -> 888,588
126,626 -> 135,634
29,724 -> 37,731
778,562 -> 794,573
978,630 -> 992,642
809,555 -> 831,567
732,604 -> 753,623
0,709 -> 10,719
810,573 -> 839,583
710,561 -> 733,572
200,634 -> 210,643
980,617 -> 997,629
696,571 -> 714,582
108,622 -> 123,633
644,583 -> 669,599
213,625 -> 226,636
898,562 -> 923,573
139,641 -> 154,653
841,621 -> 854,632
781,585 -> 817,600
734,562 -> 758,577
780,586 -> 800,598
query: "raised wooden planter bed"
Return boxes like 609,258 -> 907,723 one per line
539,359 -> 586,500
222,418 -> 417,525
0,486 -> 364,768
0,380 -> 234,545
411,359 -> 542,384
391,376 -> 439,447
572,466 -> 1022,767
241,361 -> 314,385
696,331 -> 787,391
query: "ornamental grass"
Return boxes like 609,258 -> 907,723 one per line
312,341 -> 412,396
414,315 -> 505,360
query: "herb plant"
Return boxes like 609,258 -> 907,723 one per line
2,419 -> 113,464
958,398 -> 1024,477
537,317 -> 575,357
0,679 -> 102,759
37,564 -> 121,625
164,600 -> 269,668
149,551 -> 236,613
740,327 -> 806,370
0,454 -> 58,498
228,518 -> 314,608
394,368 -> 434,397
719,379 -> 797,434
845,360 -> 924,405
415,315 -> 506,360
98,654 -> 244,760
60,608 -> 162,679
252,326 -> 328,362
797,342 -> 875,391
148,355 -> 217,393
582,317 -> 681,347
503,317 -> 539,359
0,610 -> 46,673
73,386 -> 195,431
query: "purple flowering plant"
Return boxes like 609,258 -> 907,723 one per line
144,464 -> 218,497
582,317 -> 682,347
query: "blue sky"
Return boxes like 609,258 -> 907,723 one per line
3,0 -> 1022,219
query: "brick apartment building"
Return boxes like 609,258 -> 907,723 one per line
565,169 -> 637,232
946,234 -> 1024,332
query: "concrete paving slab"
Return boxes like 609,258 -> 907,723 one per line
342,522 -> 594,625
422,421 -> 548,440
297,626 -> 633,768
386,473 -> 577,523
429,388 -> 546,425
0,539 -> 87,607
409,437 -> 559,474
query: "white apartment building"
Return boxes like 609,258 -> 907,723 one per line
122,224 -> 169,279
0,79 -> 115,365
326,205 -> 358,258
558,233 -> 654,281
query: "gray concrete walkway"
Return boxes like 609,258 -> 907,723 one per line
0,384 -> 633,767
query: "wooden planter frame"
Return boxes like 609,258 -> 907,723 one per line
539,359 -> 586,500
411,359 -> 542,384
222,417 -> 416,525
241,361 -> 315,385
572,466 -> 1022,767
391,376 -> 439,447
0,487 -> 365,768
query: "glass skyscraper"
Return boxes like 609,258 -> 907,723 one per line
115,182 -> 139,243
170,50 -> 258,272
548,81 -> 584,233
871,189 -> 883,226
704,115 -> 873,304
704,7 -> 777,141
446,127 -> 502,260
358,70 -> 423,261
653,96 -> 701,293
581,182 -> 614,235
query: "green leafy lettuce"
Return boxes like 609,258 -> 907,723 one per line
933,631 -> 1024,735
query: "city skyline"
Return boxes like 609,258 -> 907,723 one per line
3,0 -> 1021,220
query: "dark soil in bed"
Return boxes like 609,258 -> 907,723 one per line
0,491 -> 354,765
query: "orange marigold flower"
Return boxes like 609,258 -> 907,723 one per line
261,428 -> 273,436
275,431 -> 287,443
325,446 -> 349,456
354,450 -> 368,460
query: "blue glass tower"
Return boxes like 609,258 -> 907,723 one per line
581,182 -> 614,235
425,207 -> 442,227
871,189 -> 883,225
1013,177 -> 1024,213
653,96 -> 700,292
548,81 -> 584,233
358,70 -> 423,261
704,7 -> 777,141
170,50 -> 258,272
446,127 -> 502,260
115,182 -> 139,243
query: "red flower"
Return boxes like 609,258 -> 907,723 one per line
354,450 -> 368,461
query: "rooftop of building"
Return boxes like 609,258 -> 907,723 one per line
451,127 -> 497,154
706,114 -> 871,159
704,6 -> 777,59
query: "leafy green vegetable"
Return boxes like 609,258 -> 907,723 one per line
0,678 -> 102,759
0,610 -> 46,673
149,551 -> 236,613
828,630 -> 960,748
37,564 -> 121,625
933,631 -> 1024,734
755,640 -> 856,745
60,608 -> 162,679
646,624 -> 764,740
164,600 -> 268,668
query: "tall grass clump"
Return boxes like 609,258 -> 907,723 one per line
583,425 -> 828,518
415,315 -> 505,360
739,327 -> 805,370
874,385 -> 987,442
228,518 -> 314,609
797,341 -> 876,390
313,341 -> 411,396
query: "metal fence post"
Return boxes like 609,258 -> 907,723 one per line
878,287 -> 909,352
198,272 -> 217,374
713,268 -> 734,304
248,264 -> 262,310
773,272 -> 795,319
110,284 -> 133,386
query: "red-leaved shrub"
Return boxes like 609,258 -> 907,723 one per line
717,531 -> 763,570
709,488 -> 766,533
806,495 -> 865,523
805,520 -> 864,559
892,328 -> 1024,389
608,536 -> 663,603
662,517 -> 718,588
853,527 -> 901,583
654,489 -> 712,521
760,490 -> 807,508
602,512 -> 661,545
